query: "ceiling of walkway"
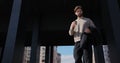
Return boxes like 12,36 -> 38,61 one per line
0,0 -> 101,46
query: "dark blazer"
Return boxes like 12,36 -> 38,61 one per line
78,18 -> 104,46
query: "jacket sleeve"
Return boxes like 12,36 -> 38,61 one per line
88,19 -> 96,32
88,19 -> 104,45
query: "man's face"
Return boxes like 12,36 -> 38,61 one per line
75,9 -> 83,17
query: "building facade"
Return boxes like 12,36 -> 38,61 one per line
22,46 -> 61,63
23,47 -> 31,63
53,46 -> 61,63
39,46 -> 46,63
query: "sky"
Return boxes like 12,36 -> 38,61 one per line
57,46 -> 75,63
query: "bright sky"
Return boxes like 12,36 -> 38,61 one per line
57,46 -> 75,63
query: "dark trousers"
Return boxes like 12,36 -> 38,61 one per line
74,34 -> 92,63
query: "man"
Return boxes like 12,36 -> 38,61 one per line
68,5 -> 96,63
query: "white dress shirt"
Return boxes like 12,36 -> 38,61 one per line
69,17 -> 96,43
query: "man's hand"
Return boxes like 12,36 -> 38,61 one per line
84,28 -> 91,34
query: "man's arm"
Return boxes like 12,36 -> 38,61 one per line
84,19 -> 96,34
69,21 -> 76,36
88,19 -> 96,33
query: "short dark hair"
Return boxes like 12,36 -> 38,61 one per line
74,5 -> 82,12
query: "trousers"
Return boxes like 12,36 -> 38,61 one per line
73,34 -> 92,63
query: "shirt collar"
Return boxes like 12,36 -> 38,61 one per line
76,17 -> 84,22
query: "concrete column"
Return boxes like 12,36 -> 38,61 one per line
12,40 -> 24,63
93,45 -> 105,63
36,46 -> 40,63
106,0 -> 120,63
1,0 -> 22,63
99,0 -> 120,63
0,47 -> 3,62
45,46 -> 53,63
50,46 -> 53,63
45,46 -> 50,63
30,20 -> 40,63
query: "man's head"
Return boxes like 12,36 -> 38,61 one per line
74,5 -> 83,17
